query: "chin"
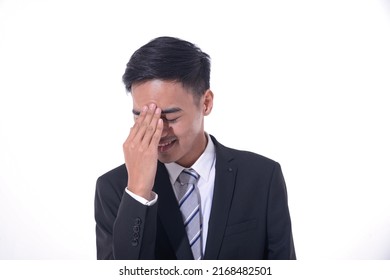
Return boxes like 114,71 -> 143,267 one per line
157,154 -> 177,164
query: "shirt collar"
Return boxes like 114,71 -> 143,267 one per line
164,133 -> 216,185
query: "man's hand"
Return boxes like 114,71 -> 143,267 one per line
123,103 -> 163,200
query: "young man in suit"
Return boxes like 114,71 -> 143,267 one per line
95,36 -> 296,260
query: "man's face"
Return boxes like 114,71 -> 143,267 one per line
131,79 -> 213,167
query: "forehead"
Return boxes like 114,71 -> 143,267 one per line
131,79 -> 195,109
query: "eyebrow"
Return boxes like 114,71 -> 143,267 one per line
132,107 -> 182,116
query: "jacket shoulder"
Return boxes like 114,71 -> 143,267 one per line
226,147 -> 281,177
229,146 -> 276,164
96,164 -> 128,197
211,135 -> 279,169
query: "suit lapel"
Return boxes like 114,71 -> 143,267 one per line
204,136 -> 237,259
154,162 -> 194,259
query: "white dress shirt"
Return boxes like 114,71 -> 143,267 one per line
126,133 -> 216,254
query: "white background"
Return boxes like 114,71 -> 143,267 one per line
1,0 -> 389,260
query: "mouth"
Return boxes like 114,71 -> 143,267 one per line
158,138 -> 177,153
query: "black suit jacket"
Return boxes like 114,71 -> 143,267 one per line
95,136 -> 296,259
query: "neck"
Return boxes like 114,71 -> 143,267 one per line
179,132 -> 208,168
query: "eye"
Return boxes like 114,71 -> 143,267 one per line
164,117 -> 179,123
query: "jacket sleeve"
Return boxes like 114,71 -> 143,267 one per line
266,163 -> 296,260
95,176 -> 158,259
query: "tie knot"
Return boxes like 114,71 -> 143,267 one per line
178,169 -> 199,186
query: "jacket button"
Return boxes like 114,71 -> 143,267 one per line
135,217 -> 142,225
133,232 -> 139,239
131,239 -> 138,247
133,226 -> 140,233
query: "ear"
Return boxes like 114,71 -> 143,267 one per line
202,89 -> 214,116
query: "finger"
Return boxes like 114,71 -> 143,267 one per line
132,103 -> 157,143
141,107 -> 162,148
150,118 -> 163,149
126,105 -> 148,142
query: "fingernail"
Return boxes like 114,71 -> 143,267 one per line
149,104 -> 156,110
142,106 -> 148,112
155,108 -> 161,114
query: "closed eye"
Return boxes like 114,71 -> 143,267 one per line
163,117 -> 179,123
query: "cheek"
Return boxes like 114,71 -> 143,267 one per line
178,118 -> 202,140
169,111 -> 203,138
169,120 -> 194,137
169,122 -> 187,137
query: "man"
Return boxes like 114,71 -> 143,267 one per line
95,36 -> 296,260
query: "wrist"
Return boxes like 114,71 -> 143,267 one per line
127,186 -> 153,201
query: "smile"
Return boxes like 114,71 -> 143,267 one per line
158,139 -> 177,152
158,140 -> 174,147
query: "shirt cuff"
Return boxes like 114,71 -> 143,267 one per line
125,187 -> 158,206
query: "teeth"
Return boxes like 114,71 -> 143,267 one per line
158,140 -> 174,147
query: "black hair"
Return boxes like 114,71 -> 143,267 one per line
122,36 -> 210,99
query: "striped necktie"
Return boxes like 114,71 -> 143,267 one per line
175,169 -> 202,260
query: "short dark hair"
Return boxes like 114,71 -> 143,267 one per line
122,36 -> 211,99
